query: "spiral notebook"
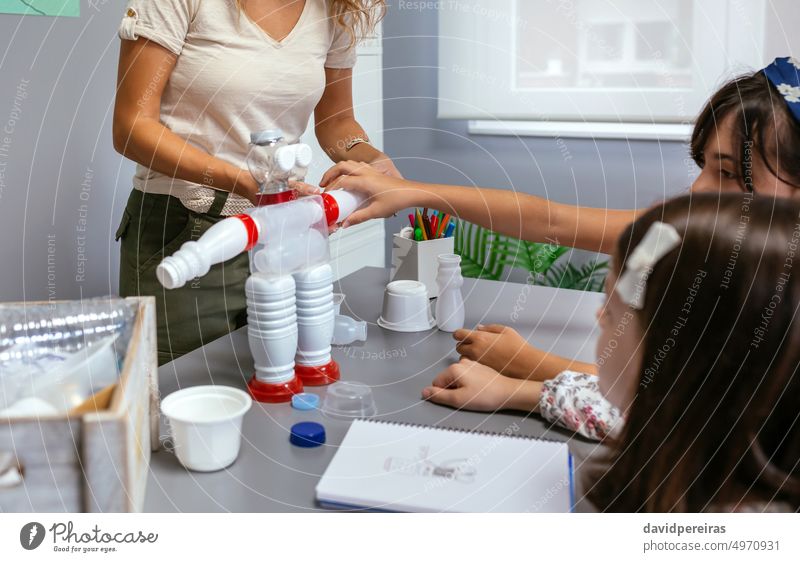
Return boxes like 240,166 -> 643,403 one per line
316,419 -> 573,512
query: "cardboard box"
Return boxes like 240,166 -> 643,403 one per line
0,297 -> 159,512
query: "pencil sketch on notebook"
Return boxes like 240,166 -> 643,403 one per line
383,446 -> 477,484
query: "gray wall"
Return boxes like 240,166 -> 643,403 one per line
0,5 -> 134,302
380,4 -> 693,259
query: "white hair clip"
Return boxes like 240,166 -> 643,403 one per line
615,221 -> 681,309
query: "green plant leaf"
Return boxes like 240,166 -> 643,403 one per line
539,260 -> 609,292
453,220 -> 608,291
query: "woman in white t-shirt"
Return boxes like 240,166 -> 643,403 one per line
112,0 -> 394,365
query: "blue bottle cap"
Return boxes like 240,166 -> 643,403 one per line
290,422 -> 326,448
291,393 -> 320,411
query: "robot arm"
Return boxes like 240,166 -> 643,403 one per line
156,189 -> 365,289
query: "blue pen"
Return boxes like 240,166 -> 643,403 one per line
444,220 -> 456,238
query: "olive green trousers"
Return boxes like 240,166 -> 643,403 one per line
116,189 -> 250,365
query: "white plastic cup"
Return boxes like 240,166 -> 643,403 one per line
161,386 -> 252,472
378,280 -> 435,332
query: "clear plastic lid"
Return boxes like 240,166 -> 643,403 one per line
321,381 -> 377,419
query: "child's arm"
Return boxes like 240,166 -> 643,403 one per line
421,358 -> 544,412
539,371 -> 623,441
313,161 -> 639,254
422,360 -> 622,441
453,324 -> 598,380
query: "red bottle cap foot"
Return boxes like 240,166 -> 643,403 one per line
295,360 -> 340,386
247,374 -> 303,403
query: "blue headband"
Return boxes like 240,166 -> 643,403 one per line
762,57 -> 800,123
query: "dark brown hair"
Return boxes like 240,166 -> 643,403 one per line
691,71 -> 800,192
589,193 -> 800,512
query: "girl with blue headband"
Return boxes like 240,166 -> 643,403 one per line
691,57 -> 800,197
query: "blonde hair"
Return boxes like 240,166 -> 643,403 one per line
236,1 -> 386,46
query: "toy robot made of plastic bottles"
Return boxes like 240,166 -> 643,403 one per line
156,130 -> 365,402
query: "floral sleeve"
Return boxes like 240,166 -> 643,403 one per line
539,370 -> 623,441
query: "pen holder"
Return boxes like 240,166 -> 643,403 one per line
390,234 -> 455,298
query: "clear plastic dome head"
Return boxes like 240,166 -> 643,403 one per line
246,129 -> 291,194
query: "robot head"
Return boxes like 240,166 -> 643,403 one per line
247,129 -> 313,197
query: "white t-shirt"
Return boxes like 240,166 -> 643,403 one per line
118,0 -> 356,215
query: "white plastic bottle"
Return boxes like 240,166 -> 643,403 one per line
245,273 -> 303,402
156,191 -> 364,290
332,315 -> 367,345
293,263 -> 340,385
434,254 -> 465,332
320,190 -> 366,227
155,213 -> 258,289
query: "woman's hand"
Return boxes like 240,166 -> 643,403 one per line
454,324 -> 539,380
365,150 -> 403,179
228,167 -> 261,205
421,358 -> 541,412
318,160 -> 423,227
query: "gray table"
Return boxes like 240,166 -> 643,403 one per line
145,267 -> 605,512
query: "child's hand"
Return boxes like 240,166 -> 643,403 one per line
365,151 -> 403,179
453,324 -> 537,380
288,180 -> 323,197
286,181 -> 343,232
421,358 -> 541,412
318,160 -> 420,227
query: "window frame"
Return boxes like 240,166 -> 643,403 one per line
438,0 -> 769,140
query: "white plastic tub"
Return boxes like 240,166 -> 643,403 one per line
161,386 -> 252,472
